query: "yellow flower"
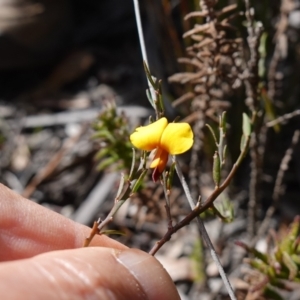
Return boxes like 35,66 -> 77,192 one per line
130,117 -> 194,181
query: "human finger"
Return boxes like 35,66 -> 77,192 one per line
0,247 -> 180,300
0,183 -> 126,261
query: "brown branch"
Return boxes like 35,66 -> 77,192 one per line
83,221 -> 100,247
149,134 -> 250,255
83,167 -> 147,247
243,1 -> 264,237
83,197 -> 127,247
266,109 -> 300,127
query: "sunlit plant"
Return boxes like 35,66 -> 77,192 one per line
237,216 -> 300,300
93,101 -> 133,171
85,2 -> 253,300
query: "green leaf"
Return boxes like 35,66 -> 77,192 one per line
222,144 -> 227,165
116,174 -> 125,199
95,148 -> 109,160
100,230 -> 126,236
282,251 -> 298,280
157,80 -> 164,115
240,134 -> 246,151
128,148 -> 136,180
92,130 -> 116,143
131,169 -> 148,193
97,157 -> 117,171
213,152 -> 221,187
167,162 -> 176,191
242,113 -> 252,137
291,254 -> 300,265
211,199 -> 234,223
250,258 -> 270,275
206,124 -> 218,145
143,61 -> 157,88
146,89 -> 155,109
280,216 -> 300,254
220,111 -> 227,134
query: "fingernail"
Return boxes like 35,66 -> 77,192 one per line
114,249 -> 180,300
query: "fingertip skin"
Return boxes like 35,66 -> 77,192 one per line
0,183 -> 126,261
0,248 -> 180,300
115,248 -> 181,300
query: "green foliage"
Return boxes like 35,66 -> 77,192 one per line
207,112 -> 228,188
144,62 -> 164,117
212,195 -> 234,223
238,216 -> 300,298
100,229 -> 126,236
92,101 -> 134,172
204,112 -> 250,222
212,151 -> 221,187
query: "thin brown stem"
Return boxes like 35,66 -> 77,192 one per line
162,172 -> 173,230
83,221 -> 100,247
266,110 -> 300,127
149,133 -> 250,255
243,0 -> 264,238
83,170 -> 144,247
173,156 -> 236,299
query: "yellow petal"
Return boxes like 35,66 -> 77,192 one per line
160,122 -> 194,155
130,117 -> 168,151
150,147 -> 169,172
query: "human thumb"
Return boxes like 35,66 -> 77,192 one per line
0,247 -> 180,300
